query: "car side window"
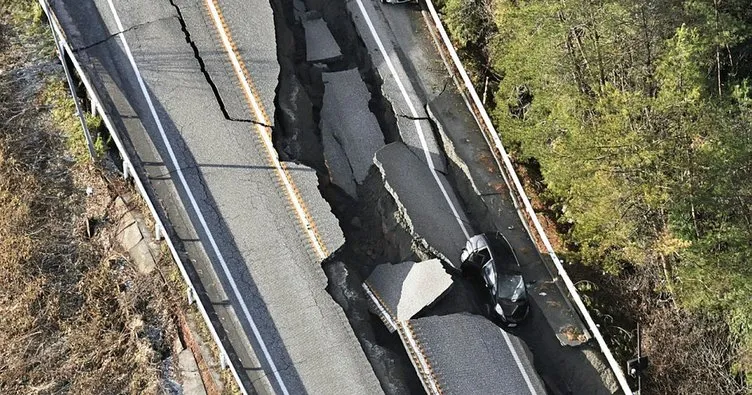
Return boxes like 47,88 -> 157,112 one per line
482,260 -> 497,293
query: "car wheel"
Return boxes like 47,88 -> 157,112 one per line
482,303 -> 493,318
486,306 -> 505,326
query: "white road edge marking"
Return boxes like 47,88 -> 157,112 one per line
204,0 -> 327,262
353,0 -> 470,241
103,2 -> 290,394
352,1 -> 537,393
500,329 -> 538,395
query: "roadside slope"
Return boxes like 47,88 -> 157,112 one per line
0,5 -> 186,392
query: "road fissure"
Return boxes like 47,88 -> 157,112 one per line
167,0 -> 261,125
102,1 -> 292,394
204,0 -> 330,263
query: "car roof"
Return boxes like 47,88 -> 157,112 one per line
482,232 -> 520,270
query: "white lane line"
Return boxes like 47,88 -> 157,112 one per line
204,0 -> 328,261
353,0 -> 470,241
500,328 -> 539,395
352,0 -> 537,391
103,2 -> 289,394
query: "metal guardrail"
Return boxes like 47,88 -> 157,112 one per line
38,1 -> 249,393
420,1 -> 633,393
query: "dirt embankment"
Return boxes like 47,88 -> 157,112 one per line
0,4 -> 198,394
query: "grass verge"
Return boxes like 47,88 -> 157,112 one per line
1,2 -> 193,394
1,2 -> 243,394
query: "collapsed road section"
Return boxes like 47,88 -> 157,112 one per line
52,0 -> 624,393
374,142 -> 470,266
404,314 -> 548,394
361,259 -> 548,394
268,0 -> 558,393
269,0 -> 623,392
362,260 -> 548,394
270,0 -> 426,392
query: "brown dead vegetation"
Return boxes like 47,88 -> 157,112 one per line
573,261 -> 750,394
0,4 -> 181,394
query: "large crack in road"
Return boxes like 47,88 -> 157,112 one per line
263,0 -> 519,393
267,0 -> 432,392
261,0 -> 602,392
168,0 -> 272,126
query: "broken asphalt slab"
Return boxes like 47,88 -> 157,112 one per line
405,313 -> 547,395
373,142 -> 470,268
363,259 -> 453,332
303,14 -> 342,63
321,68 -> 385,188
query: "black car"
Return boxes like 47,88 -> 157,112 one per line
460,232 -> 530,326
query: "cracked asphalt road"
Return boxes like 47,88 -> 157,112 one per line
46,0 -> 621,393
49,0 -> 381,393
363,2 -> 620,393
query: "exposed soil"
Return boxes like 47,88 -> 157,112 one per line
264,0 -> 505,391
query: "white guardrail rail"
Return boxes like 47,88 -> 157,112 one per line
420,1 -> 633,393
38,1 -> 249,393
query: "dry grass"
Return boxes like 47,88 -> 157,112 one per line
0,3 -> 180,394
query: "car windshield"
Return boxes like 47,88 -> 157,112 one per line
470,247 -> 491,267
486,233 -> 518,269
496,273 -> 526,302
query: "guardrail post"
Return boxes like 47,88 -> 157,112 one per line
123,160 -> 130,180
187,287 -> 195,305
155,223 -> 163,240
91,97 -> 99,118
220,353 -> 228,369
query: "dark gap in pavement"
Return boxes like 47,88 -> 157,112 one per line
167,0 -> 261,125
395,113 -> 430,121
267,0 -> 427,392
307,0 -> 401,145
